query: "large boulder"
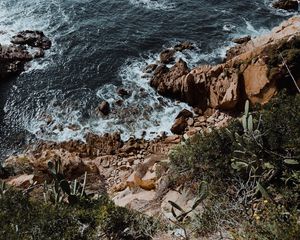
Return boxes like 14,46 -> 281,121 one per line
171,117 -> 188,135
0,45 -> 33,82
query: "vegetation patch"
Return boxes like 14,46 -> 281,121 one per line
169,92 -> 300,239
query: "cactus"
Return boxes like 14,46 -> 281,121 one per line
44,159 -> 88,205
242,100 -> 253,133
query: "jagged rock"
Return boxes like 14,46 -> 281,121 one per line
11,30 -> 52,50
150,59 -> 190,99
97,100 -> 110,115
209,69 -> 239,109
243,60 -> 277,105
159,49 -> 176,64
171,117 -> 188,135
0,45 -> 32,81
0,30 -> 51,82
273,0 -> 298,11
232,35 -> 251,44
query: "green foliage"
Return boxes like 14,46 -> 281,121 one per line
0,188 -> 158,240
0,160 -> 158,240
96,200 -> 159,240
234,201 -> 300,240
266,36 -> 300,92
169,92 -> 300,238
44,159 -> 88,205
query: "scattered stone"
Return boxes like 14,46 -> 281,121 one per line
174,41 -> 194,51
164,135 -> 181,144
117,88 -> 129,97
115,99 -> 124,106
187,118 -> 194,126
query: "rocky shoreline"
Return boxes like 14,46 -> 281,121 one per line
1,13 -> 300,238
0,30 -> 51,83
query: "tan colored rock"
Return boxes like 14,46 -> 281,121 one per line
150,16 -> 300,113
7,174 -> 35,188
164,135 -> 181,144
243,62 -> 277,105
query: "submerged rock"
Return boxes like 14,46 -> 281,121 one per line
174,41 -> 194,51
273,0 -> 298,11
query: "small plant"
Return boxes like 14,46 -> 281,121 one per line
0,181 -> 8,197
167,181 -> 208,240
43,159 -> 87,205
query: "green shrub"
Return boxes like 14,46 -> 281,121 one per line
169,92 -> 300,238
0,187 -> 158,240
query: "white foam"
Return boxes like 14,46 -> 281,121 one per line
223,23 -> 237,33
8,41 -> 231,142
129,0 -> 175,10
0,0 -> 69,71
14,49 -> 196,142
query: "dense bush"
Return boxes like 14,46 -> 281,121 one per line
169,92 -> 300,238
0,186 -> 158,240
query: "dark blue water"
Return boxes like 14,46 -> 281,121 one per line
0,0 -> 296,157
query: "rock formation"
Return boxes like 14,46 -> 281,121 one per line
149,16 -> 300,109
0,30 -> 51,83
11,30 -> 51,50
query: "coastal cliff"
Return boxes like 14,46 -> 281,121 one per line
1,15 -> 300,240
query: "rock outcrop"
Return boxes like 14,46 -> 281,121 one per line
273,0 -> 298,11
149,16 -> 300,109
11,30 -> 51,50
0,30 -> 51,82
